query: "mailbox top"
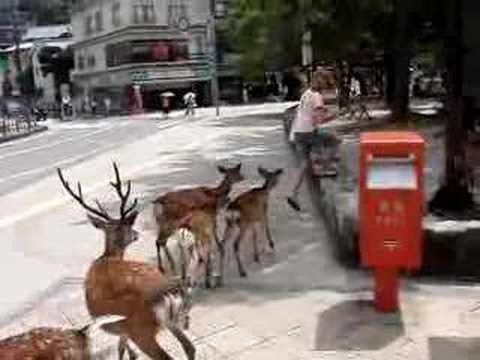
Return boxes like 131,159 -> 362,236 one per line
361,131 -> 425,145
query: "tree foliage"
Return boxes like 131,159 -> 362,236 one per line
226,0 -> 301,81
18,0 -> 70,25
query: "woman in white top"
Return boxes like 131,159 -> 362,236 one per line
287,70 -> 336,211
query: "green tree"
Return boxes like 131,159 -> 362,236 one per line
18,0 -> 70,25
226,0 -> 301,82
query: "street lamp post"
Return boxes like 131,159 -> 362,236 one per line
209,0 -> 220,117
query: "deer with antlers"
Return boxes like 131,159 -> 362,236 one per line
0,314 -> 124,360
153,163 -> 244,285
220,167 -> 283,281
58,163 -> 195,360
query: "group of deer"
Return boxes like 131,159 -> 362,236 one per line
0,161 -> 283,359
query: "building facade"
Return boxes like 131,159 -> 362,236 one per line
72,0 -> 213,113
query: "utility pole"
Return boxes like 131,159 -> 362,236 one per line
209,0 -> 220,117
12,0 -> 22,74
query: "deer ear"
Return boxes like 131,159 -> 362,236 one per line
88,214 -> 107,229
217,165 -> 226,174
275,168 -> 284,176
125,211 -> 139,226
258,166 -> 268,177
234,163 -> 242,171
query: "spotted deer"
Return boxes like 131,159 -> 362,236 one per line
221,167 -> 283,281
153,163 -> 244,276
0,315 -> 124,360
58,164 -> 195,360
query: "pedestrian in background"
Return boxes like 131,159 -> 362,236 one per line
183,90 -> 197,118
287,69 -> 336,212
91,98 -> 97,116
104,97 -> 111,117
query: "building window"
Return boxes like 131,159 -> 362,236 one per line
95,11 -> 103,31
77,55 -> 85,70
133,0 -> 155,24
106,40 -> 189,67
85,15 -> 93,35
168,1 -> 188,29
87,55 -> 96,68
112,3 -> 121,27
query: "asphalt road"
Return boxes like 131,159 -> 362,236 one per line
0,117 -> 182,196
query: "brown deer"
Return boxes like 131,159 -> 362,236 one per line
220,167 -> 283,281
58,163 -> 195,360
0,314 -> 124,359
153,163 -> 244,275
169,209 -> 218,289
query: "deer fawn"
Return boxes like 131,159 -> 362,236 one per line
0,314 -> 124,359
58,163 -> 195,360
153,163 -> 244,276
221,167 -> 283,281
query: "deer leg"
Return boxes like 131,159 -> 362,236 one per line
264,217 -> 275,251
163,244 -> 177,274
130,333 -> 173,360
156,237 -> 166,273
119,336 -> 138,360
101,320 -> 137,360
217,221 -> 235,287
204,252 -> 213,289
169,326 -> 196,360
234,224 -> 249,277
252,224 -> 260,263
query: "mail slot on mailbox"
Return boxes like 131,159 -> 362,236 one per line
359,131 -> 425,312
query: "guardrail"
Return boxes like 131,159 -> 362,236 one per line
0,108 -> 43,141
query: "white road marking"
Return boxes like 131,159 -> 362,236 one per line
0,146 -> 108,185
0,122 -> 130,160
0,126 -> 221,229
0,129 -> 52,149
0,119 -> 184,184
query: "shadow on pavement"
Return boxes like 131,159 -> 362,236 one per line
314,300 -> 404,351
429,337 -> 480,360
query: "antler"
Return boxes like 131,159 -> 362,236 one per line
110,162 -> 138,220
57,168 -> 112,221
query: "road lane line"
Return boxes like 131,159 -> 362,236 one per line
0,123 -> 130,160
0,127 -> 220,229
0,118 -> 185,185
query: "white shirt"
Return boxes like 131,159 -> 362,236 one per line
289,89 -> 324,141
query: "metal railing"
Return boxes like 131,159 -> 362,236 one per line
0,101 -> 40,139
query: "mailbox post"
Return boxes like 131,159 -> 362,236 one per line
359,132 -> 425,312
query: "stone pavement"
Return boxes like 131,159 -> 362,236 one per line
1,107 -> 480,359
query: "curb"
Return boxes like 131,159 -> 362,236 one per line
0,126 -> 48,144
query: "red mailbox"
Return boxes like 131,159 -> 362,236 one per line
359,131 -> 425,312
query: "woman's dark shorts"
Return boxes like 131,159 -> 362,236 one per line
295,130 -> 341,157
294,132 -> 314,157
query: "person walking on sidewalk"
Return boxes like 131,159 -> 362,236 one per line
184,90 -> 197,118
287,69 -> 336,212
